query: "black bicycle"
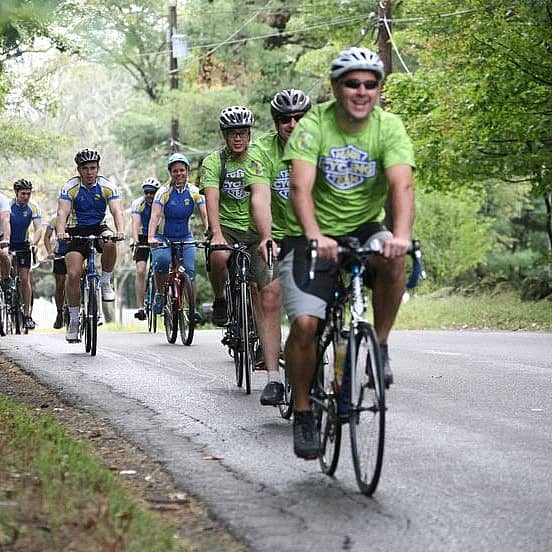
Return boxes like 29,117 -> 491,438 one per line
210,241 -> 273,394
72,235 -> 117,356
132,243 -> 157,333
307,236 -> 424,495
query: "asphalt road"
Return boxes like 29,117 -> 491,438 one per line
1,329 -> 551,552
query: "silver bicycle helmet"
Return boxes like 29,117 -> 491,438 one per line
74,148 -> 101,166
270,89 -> 311,119
330,47 -> 385,81
13,178 -> 33,191
219,106 -> 254,129
142,177 -> 161,190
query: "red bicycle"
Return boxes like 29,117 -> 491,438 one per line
161,240 -> 205,346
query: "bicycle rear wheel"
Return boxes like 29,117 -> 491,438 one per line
178,274 -> 195,346
316,337 -> 341,475
164,282 -> 178,344
349,323 -> 385,496
88,284 -> 98,356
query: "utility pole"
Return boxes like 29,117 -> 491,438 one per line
169,4 -> 179,152
377,1 -> 393,82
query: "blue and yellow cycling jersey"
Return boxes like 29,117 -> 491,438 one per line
130,196 -> 152,236
10,198 -> 41,243
59,176 -> 120,227
154,184 -> 204,240
46,214 -> 68,255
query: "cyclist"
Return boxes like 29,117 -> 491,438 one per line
0,193 -> 12,297
245,89 -> 312,406
56,148 -> 125,343
200,106 -> 283,402
43,215 -> 68,329
148,153 -> 208,315
131,177 -> 160,321
9,179 -> 43,330
279,47 -> 415,458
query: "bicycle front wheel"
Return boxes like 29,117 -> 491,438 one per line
12,282 -> 23,335
349,323 -> 385,496
240,281 -> 254,395
88,284 -> 98,356
164,283 -> 178,344
316,337 -> 341,476
0,290 -> 7,336
178,274 -> 195,346
146,271 -> 156,333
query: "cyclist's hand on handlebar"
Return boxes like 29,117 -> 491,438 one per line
148,236 -> 161,248
313,234 -> 338,262
59,232 -> 71,242
47,252 -> 55,260
382,235 -> 411,259
115,231 -> 125,242
209,231 -> 227,247
0,240 -> 9,249
257,237 -> 273,265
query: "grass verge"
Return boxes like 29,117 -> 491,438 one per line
396,292 -> 552,331
0,396 -> 184,550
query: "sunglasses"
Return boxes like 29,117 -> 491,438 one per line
341,79 -> 379,90
144,190 -> 156,195
278,113 -> 304,124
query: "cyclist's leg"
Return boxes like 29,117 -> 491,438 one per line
135,259 -> 147,308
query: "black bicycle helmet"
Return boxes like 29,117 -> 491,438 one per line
270,89 -> 311,119
74,148 -> 101,166
13,179 -> 33,191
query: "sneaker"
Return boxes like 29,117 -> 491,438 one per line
97,312 -> 104,326
53,310 -> 64,329
134,308 -> 146,321
293,411 -> 320,460
193,311 -> 202,324
101,281 -> 116,302
212,297 -> 227,326
23,316 -> 36,330
153,292 -> 164,315
380,344 -> 394,388
66,318 -> 80,343
260,381 -> 284,406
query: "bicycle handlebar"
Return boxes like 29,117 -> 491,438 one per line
67,235 -> 123,241
305,237 -> 426,289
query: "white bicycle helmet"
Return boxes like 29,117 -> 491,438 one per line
142,177 -> 161,190
330,47 -> 385,81
219,106 -> 254,129
74,148 -> 101,166
270,89 -> 311,119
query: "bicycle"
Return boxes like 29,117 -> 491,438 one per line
131,243 -> 157,333
157,240 -> 204,346
210,241 -> 272,395
306,236 -> 424,496
2,245 -> 39,335
70,235 -> 116,356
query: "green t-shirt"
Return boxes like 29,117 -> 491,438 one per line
282,101 -> 415,236
200,148 -> 251,232
245,132 -> 295,241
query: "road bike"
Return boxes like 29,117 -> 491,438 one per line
210,241 -> 272,395
131,243 -> 157,333
159,240 -> 204,346
0,244 -> 39,335
71,235 -> 116,356
306,236 -> 424,495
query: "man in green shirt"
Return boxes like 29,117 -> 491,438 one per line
200,105 -> 281,403
280,47 -> 415,459
246,89 -> 312,406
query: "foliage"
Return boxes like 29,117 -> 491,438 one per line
387,0 -> 551,197
414,189 -> 494,286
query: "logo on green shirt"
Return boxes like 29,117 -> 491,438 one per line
319,145 -> 376,190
